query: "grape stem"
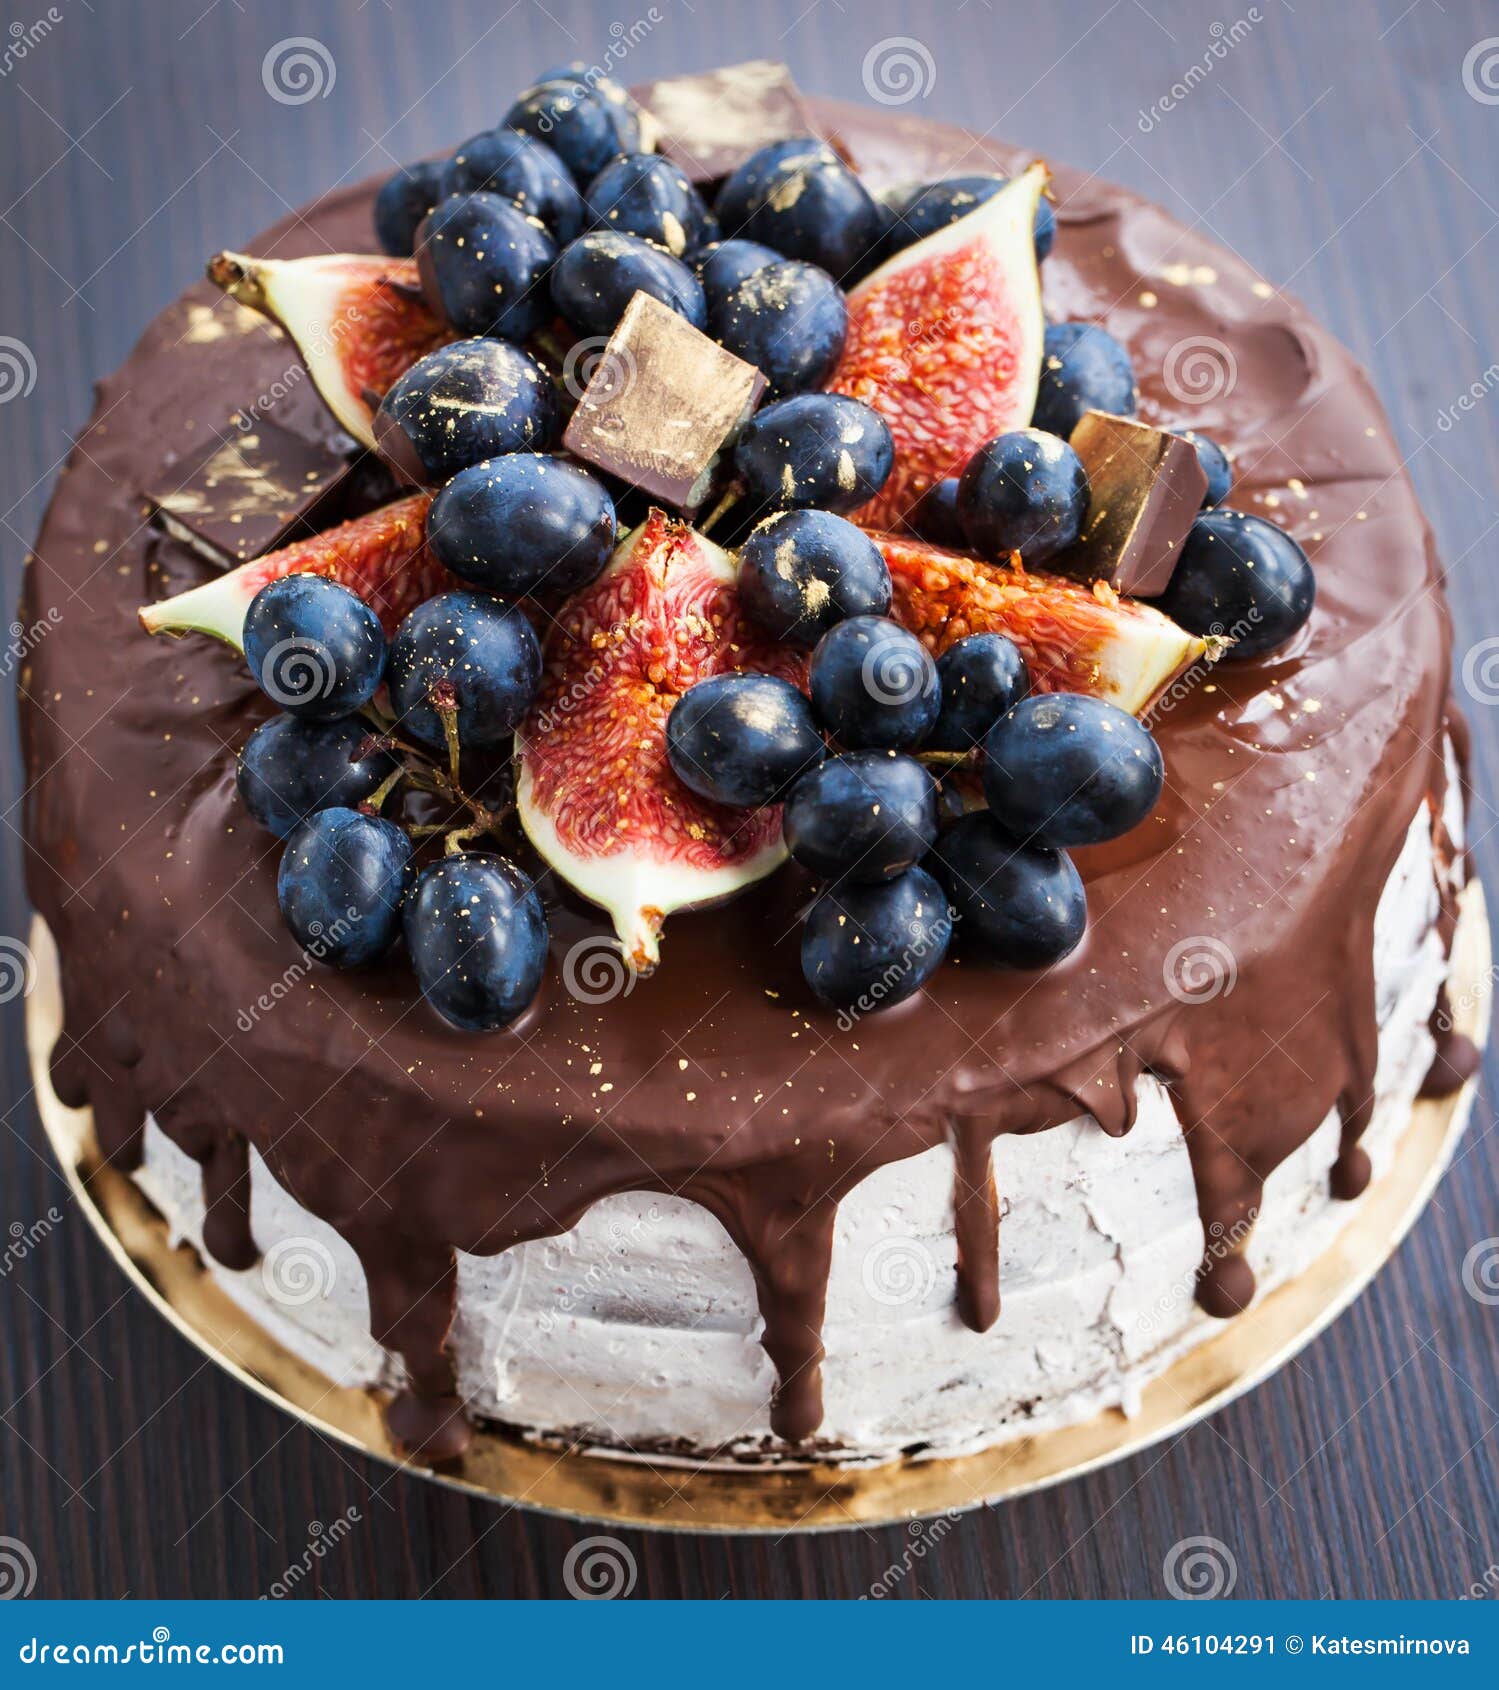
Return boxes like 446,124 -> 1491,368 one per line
357,700 -> 513,850
700,483 -> 744,537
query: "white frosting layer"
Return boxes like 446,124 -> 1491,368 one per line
134,789 -> 1457,1466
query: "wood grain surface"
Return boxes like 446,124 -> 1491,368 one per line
2,0 -> 1497,1600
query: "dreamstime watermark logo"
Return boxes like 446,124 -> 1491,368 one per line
0,1209 -> 62,1279
1459,1563 -> 1499,1599
862,36 -> 936,106
236,908 -> 360,1031
0,606 -> 62,680
537,1205 -> 659,1335
0,9 -> 62,79
1137,1212 -> 1255,1335
1163,335 -> 1238,405
0,937 -> 37,1005
1138,11 -> 1263,132
563,337 -> 638,406
1139,607 -> 1254,727
262,36 -> 336,105
1435,362 -> 1499,432
0,337 -> 38,403
1163,935 -> 1238,1004
256,637 -> 338,709
1460,636 -> 1499,706
260,1237 -> 336,1307
0,1536 -> 37,1599
861,639 -> 929,707
861,1235 -> 937,1307
261,1506 -> 362,1598
562,1535 -> 637,1600
1462,37 -> 1499,105
1461,1237 -> 1499,1305
561,935 -> 638,1005
1163,1534 -> 1238,1599
864,1511 -> 961,1597
533,11 -> 663,124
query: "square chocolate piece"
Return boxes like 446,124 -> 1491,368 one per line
636,61 -> 819,183
1056,411 -> 1208,597
146,415 -> 353,567
562,292 -> 766,510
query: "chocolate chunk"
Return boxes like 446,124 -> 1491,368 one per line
636,61 -> 819,183
562,292 -> 765,510
1056,411 -> 1209,596
146,414 -> 353,567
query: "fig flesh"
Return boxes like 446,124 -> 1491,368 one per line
830,165 -> 1047,532
873,531 -> 1214,716
515,510 -> 807,971
140,494 -> 446,649
206,251 -> 450,449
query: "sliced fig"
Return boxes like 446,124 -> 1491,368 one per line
206,252 -> 450,449
873,531 -> 1213,715
516,509 -> 806,971
830,164 -> 1047,533
140,494 -> 446,649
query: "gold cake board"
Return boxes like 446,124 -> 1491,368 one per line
25,888 -> 1491,1533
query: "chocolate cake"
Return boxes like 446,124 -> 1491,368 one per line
20,64 -> 1479,1471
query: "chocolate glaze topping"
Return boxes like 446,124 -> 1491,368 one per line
20,93 -> 1471,1460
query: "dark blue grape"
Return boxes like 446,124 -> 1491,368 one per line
505,78 -> 641,185
405,853 -> 549,1031
1178,430 -> 1233,507
440,128 -> 583,243
933,811 -> 1085,968
427,455 -> 615,597
784,751 -> 937,883
929,633 -> 1029,750
982,693 -> 1163,847
374,339 -> 559,485
957,429 -> 1090,565
885,174 -> 1055,261
717,140 -> 883,279
242,574 -> 385,720
387,590 -> 541,751
709,259 -> 848,397
694,239 -> 780,309
801,867 -> 952,1013
733,393 -> 894,515
737,509 -> 890,646
584,153 -> 712,256
808,616 -> 940,751
551,231 -> 707,337
374,160 -> 445,257
665,674 -> 824,808
715,139 -> 826,229
236,715 -> 397,839
277,807 -> 411,968
1155,508 -> 1314,658
1032,322 -> 1137,438
415,192 -> 555,341
910,478 -> 968,550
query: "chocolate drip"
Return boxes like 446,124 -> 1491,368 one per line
690,1174 -> 839,1443
1419,716 -> 1481,1099
197,1132 -> 258,1271
951,1123 -> 1000,1332
19,92 -> 1465,1453
1420,990 -> 1480,1099
347,1228 -> 470,1462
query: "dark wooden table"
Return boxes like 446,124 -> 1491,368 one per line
2,0 -> 1497,1600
